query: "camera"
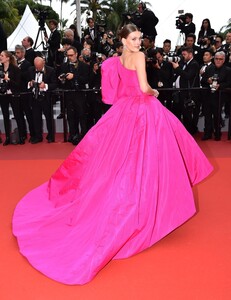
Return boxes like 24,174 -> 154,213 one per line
83,55 -> 91,63
59,73 -> 67,84
122,11 -> 141,22
33,8 -> 48,29
163,55 -> 181,63
184,98 -> 196,109
175,14 -> 186,30
210,74 -> 218,93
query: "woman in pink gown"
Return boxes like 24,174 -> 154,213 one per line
12,24 -> 213,285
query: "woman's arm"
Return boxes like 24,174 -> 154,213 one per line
134,51 -> 159,97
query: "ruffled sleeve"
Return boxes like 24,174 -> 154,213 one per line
101,57 -> 120,105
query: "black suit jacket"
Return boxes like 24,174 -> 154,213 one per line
25,48 -> 36,66
28,65 -> 57,92
83,27 -> 100,51
200,63 -> 216,88
133,9 -> 159,38
174,59 -> 200,99
48,29 -> 61,53
18,59 -> 31,91
180,22 -> 196,37
7,64 -> 21,94
59,61 -> 90,90
175,59 -> 200,88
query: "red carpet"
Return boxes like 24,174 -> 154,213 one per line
0,133 -> 231,299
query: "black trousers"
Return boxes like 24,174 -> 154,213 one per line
19,94 -> 35,138
86,91 -> 103,130
31,95 -> 54,139
203,91 -> 222,137
172,91 -> 200,135
0,94 -> 25,138
65,91 -> 87,137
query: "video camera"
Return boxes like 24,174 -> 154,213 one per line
175,14 -> 187,30
122,11 -> 141,22
33,8 -> 48,29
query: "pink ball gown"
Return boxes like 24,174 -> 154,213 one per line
12,56 -> 213,285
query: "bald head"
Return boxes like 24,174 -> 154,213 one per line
34,57 -> 45,71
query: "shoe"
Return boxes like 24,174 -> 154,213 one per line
3,137 -> 11,146
47,138 -> 55,143
67,135 -> 75,143
214,133 -> 221,141
30,137 -> 43,144
18,137 -> 25,145
57,113 -> 64,119
201,134 -> 212,141
72,134 -> 80,145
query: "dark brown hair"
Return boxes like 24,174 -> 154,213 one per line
1,50 -> 17,66
119,24 -> 140,39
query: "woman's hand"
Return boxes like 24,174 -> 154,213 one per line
153,89 -> 159,97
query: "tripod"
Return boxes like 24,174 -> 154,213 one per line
176,31 -> 185,47
34,25 -> 48,51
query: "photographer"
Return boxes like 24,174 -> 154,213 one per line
171,46 -> 200,135
58,46 -> 90,145
205,51 -> 231,140
176,33 -> 202,65
0,51 -> 24,145
83,18 -> 101,52
128,2 -> 159,41
87,60 -> 103,130
99,32 -> 115,57
151,48 -> 174,109
28,56 -> 57,144
45,19 -> 61,68
176,13 -> 195,38
15,44 -> 35,141
197,19 -> 216,48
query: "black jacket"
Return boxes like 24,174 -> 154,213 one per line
132,9 -> 159,38
59,61 -> 90,90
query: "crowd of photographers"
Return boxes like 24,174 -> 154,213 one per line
1,4 -> 231,146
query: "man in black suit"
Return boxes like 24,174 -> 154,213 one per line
45,19 -> 61,67
177,13 -> 196,39
58,46 -> 90,145
28,56 -> 57,143
151,48 -> 174,109
0,21 -> 7,52
205,51 -> 231,140
129,2 -> 159,42
199,49 -> 215,140
22,36 -> 37,66
83,18 -> 100,52
171,46 -> 200,134
15,44 -> 35,141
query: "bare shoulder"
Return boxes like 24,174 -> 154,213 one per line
134,51 -> 145,60
133,51 -> 145,65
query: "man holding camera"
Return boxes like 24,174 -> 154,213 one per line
28,56 -> 57,143
172,46 -> 200,135
176,13 -> 196,39
203,51 -> 231,140
128,2 -> 159,42
58,46 -> 90,145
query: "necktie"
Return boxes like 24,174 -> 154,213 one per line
90,28 -> 94,40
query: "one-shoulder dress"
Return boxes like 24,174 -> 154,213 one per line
12,56 -> 213,285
